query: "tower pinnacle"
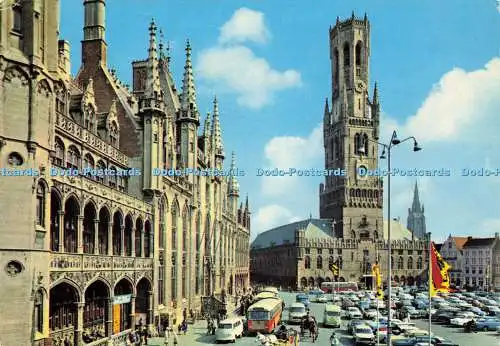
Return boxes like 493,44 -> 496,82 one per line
144,19 -> 162,101
211,96 -> 224,158
411,181 -> 422,212
179,39 -> 198,121
228,151 -> 240,196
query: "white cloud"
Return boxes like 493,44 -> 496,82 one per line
252,204 -> 301,235
385,58 -> 500,143
196,8 -> 302,109
197,46 -> 301,109
260,124 -> 323,197
219,8 -> 270,45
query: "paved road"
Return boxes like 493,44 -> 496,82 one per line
147,291 -> 500,345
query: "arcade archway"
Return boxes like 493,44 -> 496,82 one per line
83,280 -> 110,343
136,278 -> 152,325
49,282 -> 80,345
113,279 -> 133,333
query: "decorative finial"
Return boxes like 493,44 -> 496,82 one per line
159,29 -> 165,59
351,11 -> 355,19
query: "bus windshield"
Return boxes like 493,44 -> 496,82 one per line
290,306 -> 305,313
326,311 -> 340,317
249,311 -> 269,320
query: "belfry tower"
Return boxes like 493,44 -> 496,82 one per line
319,13 -> 384,240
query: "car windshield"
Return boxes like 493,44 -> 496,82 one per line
290,307 -> 305,313
218,323 -> 232,329
356,328 -> 372,334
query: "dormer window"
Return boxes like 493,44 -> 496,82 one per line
12,4 -> 23,34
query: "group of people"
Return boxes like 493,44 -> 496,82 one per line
126,319 -> 149,345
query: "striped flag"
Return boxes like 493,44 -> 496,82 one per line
430,242 -> 451,296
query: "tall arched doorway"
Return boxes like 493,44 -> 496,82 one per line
83,280 -> 110,343
136,278 -> 152,326
49,282 -> 80,345
113,279 -> 133,333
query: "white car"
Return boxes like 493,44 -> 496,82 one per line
353,325 -> 375,345
450,312 -> 476,327
215,317 -> 243,343
288,302 -> 307,324
346,307 -> 363,319
317,294 -> 328,303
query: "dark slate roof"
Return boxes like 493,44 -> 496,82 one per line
463,237 -> 496,248
435,243 -> 443,252
251,218 -> 333,249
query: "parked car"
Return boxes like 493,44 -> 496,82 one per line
449,312 -> 476,327
353,325 -> 375,345
393,336 -> 458,346
346,307 -> 363,319
475,317 -> 500,331
347,319 -> 367,334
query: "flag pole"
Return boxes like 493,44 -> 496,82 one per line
427,232 -> 432,345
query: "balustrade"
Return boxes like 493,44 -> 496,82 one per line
50,253 -> 154,271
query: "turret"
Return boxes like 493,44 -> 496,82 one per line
82,0 -> 107,66
143,19 -> 163,107
244,194 -> 251,230
228,152 -> 240,215
211,97 -> 225,170
323,97 -> 330,126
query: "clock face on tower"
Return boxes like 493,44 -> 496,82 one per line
355,80 -> 365,93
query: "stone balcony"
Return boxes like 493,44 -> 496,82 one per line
50,253 -> 154,272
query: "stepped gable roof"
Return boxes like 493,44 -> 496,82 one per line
463,237 -> 496,248
251,218 -> 333,249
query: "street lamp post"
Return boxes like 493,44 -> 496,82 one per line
363,130 -> 421,346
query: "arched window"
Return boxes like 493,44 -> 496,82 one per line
66,146 -> 80,169
36,182 -> 45,226
417,257 -> 423,269
334,136 -> 340,159
34,290 -> 43,333
363,134 -> 369,156
407,257 -> 413,270
110,121 -> 119,147
96,160 -> 106,184
304,256 -> 311,269
54,138 -> 65,167
354,133 -> 360,154
329,256 -> 335,267
182,208 -> 188,251
316,256 -> 323,269
398,256 -> 404,269
334,48 -> 339,90
12,3 -> 23,33
171,206 -> 177,250
84,154 -> 95,180
108,166 -> 117,188
343,43 -> 350,67
355,41 -> 363,66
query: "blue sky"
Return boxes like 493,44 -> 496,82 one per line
60,0 -> 500,242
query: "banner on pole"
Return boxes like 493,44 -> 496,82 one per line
430,242 -> 451,296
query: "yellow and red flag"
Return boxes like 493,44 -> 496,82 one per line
372,262 -> 384,300
430,242 -> 451,296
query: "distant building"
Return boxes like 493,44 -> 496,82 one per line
407,182 -> 427,239
462,235 -> 499,290
440,236 -> 468,287
492,240 -> 500,290
250,218 -> 428,289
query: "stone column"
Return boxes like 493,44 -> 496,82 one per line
140,230 -> 145,257
93,219 -> 99,254
107,222 -> 113,256
147,290 -> 154,327
106,298 -> 114,337
131,228 -> 136,256
129,295 -> 136,329
58,210 -> 64,252
120,225 -> 125,256
75,302 -> 85,346
77,215 -> 84,253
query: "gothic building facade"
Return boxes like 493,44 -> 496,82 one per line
407,182 -> 426,239
317,13 -> 429,285
0,1 -> 250,345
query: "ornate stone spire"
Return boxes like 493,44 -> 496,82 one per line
145,19 -> 162,101
245,194 -> 250,211
228,151 -> 240,196
411,181 -> 422,212
373,82 -> 379,105
211,96 -> 224,158
179,39 -> 199,122
159,29 -> 165,61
